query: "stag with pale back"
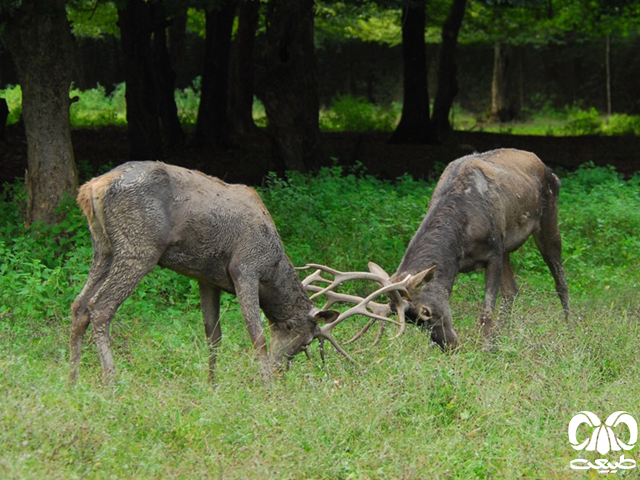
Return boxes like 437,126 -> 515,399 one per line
388,149 -> 570,348
70,161 -> 410,383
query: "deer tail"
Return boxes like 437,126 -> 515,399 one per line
77,170 -> 120,239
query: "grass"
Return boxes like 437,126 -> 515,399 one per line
1,164 -> 640,478
4,83 -> 639,136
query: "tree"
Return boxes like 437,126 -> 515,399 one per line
227,0 -> 261,142
431,0 -> 467,136
3,0 -> 78,224
118,0 -> 184,159
389,0 -> 437,144
263,0 -> 322,172
459,1 -> 542,121
195,0 -> 237,148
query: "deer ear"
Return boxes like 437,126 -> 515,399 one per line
405,265 -> 437,293
313,310 -> 339,324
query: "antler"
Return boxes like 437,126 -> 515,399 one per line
297,262 -> 412,363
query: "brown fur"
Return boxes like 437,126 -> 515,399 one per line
70,161 -> 338,384
76,169 -> 120,222
391,149 -> 570,350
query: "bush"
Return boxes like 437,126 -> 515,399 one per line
0,84 -> 23,125
69,83 -> 126,127
320,94 -> 399,132
602,113 -> 640,136
562,106 -> 601,135
174,77 -> 201,125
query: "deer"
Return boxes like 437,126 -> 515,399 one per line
69,161 -> 411,384
368,149 -> 570,350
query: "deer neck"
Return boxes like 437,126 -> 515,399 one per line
259,258 -> 313,326
395,210 -> 463,294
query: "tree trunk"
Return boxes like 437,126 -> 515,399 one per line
119,0 -> 162,159
263,0 -> 321,172
431,0 -> 467,138
4,0 -> 78,225
195,0 -> 237,149
227,0 -> 261,143
0,98 -> 8,141
605,34 -> 612,116
490,42 -> 520,122
153,5 -> 185,149
389,2 -> 437,145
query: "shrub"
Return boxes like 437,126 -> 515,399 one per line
69,83 -> 126,127
602,113 -> 640,136
562,106 -> 601,135
0,84 -> 23,124
174,77 -> 201,125
320,94 -> 398,132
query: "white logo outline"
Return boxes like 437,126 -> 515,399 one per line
568,411 -> 638,473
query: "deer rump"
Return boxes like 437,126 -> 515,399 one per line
392,149 -> 570,349
77,162 -> 279,294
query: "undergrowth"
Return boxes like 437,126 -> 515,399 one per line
4,83 -> 638,135
1,163 -> 639,478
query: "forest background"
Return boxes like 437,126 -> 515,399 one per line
1,0 -> 640,224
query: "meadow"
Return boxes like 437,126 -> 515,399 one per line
1,163 -> 639,478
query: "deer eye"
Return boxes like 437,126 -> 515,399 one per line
420,306 -> 432,319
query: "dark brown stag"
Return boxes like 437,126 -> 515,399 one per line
70,161 -> 410,383
384,149 -> 570,349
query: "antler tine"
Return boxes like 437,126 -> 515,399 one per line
322,280 -> 410,333
306,284 -> 390,312
315,279 -> 410,363
297,263 -> 391,299
299,269 -> 330,288
298,262 -> 411,363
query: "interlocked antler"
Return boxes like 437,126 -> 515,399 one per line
296,262 -> 412,363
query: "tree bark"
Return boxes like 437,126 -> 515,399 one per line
153,5 -> 185,149
490,42 -> 520,122
119,0 -> 162,159
227,0 -> 261,143
389,2 -> 437,145
431,0 -> 467,138
4,0 -> 78,225
263,0 -> 321,172
195,0 -> 238,149
605,34 -> 612,116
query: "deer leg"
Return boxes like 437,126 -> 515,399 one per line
85,252 -> 159,383
229,267 -> 271,381
500,253 -> 519,315
534,207 -> 570,319
481,255 -> 504,349
69,252 -> 113,384
199,282 -> 222,384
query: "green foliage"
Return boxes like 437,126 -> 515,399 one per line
174,77 -> 201,125
0,84 -> 23,125
67,0 -> 119,38
562,106 -> 602,135
319,95 -> 399,133
69,83 -> 127,127
1,165 -> 639,478
316,3 -> 404,46
602,113 -> 640,136
460,101 -> 640,137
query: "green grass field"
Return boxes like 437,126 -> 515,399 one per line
1,164 -> 639,478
